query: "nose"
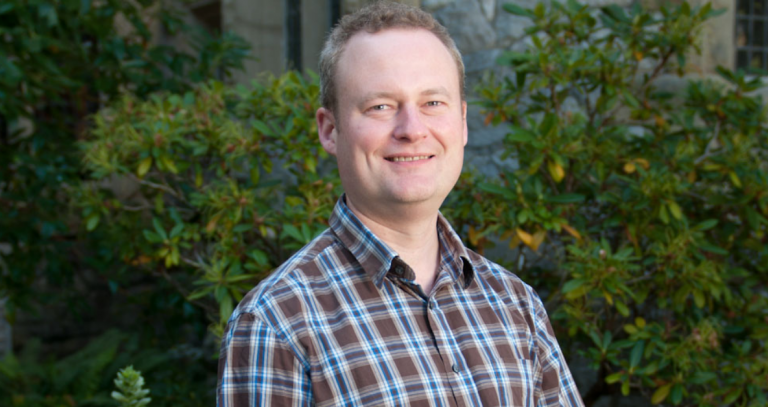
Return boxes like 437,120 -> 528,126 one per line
393,104 -> 428,142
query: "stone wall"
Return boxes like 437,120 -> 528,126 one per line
421,0 -> 736,175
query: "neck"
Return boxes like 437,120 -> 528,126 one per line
346,197 -> 441,294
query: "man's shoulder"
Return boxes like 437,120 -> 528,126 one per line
463,247 -> 539,303
232,227 -> 342,319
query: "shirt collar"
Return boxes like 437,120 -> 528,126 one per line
329,195 -> 475,289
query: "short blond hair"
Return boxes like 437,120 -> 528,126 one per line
319,1 -> 465,112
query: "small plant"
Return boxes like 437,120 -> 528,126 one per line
112,366 -> 151,407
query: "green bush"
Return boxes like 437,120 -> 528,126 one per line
463,1 -> 767,405
1,0 -> 247,405
78,73 -> 339,335
0,0 -> 249,322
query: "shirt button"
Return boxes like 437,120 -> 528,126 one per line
452,363 -> 460,373
428,301 -> 435,310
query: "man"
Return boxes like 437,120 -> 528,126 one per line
217,2 -> 584,406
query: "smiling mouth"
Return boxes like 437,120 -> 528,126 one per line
385,155 -> 434,162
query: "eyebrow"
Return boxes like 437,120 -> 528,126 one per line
357,87 -> 452,105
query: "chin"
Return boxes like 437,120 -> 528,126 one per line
385,186 -> 443,206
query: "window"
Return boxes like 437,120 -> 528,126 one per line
736,0 -> 768,70
190,0 -> 222,33
286,0 -> 343,72
286,0 -> 302,71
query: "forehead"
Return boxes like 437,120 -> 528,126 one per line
335,28 -> 460,101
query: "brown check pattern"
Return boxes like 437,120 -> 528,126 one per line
217,196 -> 584,406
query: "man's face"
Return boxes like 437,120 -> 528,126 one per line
317,28 -> 467,215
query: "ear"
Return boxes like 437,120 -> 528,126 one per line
461,101 -> 468,146
316,107 -> 338,156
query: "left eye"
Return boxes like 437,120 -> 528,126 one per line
426,101 -> 442,107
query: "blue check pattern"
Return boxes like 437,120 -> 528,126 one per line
217,196 -> 584,406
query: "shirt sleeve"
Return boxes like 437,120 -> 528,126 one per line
217,312 -> 312,407
529,290 -> 585,407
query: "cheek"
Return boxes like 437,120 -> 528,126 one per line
342,123 -> 388,156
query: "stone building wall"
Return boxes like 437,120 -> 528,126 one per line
419,0 -> 737,175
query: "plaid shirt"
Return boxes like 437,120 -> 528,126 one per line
217,197 -> 584,406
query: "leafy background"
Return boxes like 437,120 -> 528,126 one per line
1,0 -> 766,406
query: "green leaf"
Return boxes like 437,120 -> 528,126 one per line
250,166 -> 260,185
615,299 -> 630,317
233,224 -> 253,233
667,201 -> 683,221
478,183 -> 515,200
562,278 -> 587,294
605,372 -> 623,384
621,89 -> 640,108
670,383 -> 683,405
630,340 -> 644,368
689,372 -> 717,384
86,215 -> 100,231
602,5 -> 630,23
219,292 -> 233,322
153,218 -> 168,240
694,219 -> 718,231
651,384 -> 672,404
658,204 -> 669,224
137,157 -> 152,177
249,250 -> 269,266
698,243 -> 728,255
187,286 -> 214,301
170,223 -> 184,238
506,126 -> 536,143
723,388 -> 742,404
251,119 -> 275,137
502,3 -> 535,18
142,230 -> 161,243
283,224 -> 305,243
497,51 -> 535,66
0,4 -> 12,14
621,380 -> 630,396
545,194 -> 586,204
692,289 -> 705,308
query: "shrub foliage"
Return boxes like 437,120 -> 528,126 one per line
79,74 -> 339,336
468,1 -> 767,405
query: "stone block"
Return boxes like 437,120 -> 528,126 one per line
434,1 -> 497,53
580,0 -> 632,5
421,0 -> 456,11
479,0 -> 496,20
462,48 -> 502,74
466,104 -> 508,148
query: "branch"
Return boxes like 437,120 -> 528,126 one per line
694,120 -> 722,165
641,47 -> 675,94
550,80 -> 561,114
153,266 -> 218,315
121,204 -> 152,212
130,174 -> 186,202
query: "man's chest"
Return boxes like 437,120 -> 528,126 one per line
296,279 -> 542,407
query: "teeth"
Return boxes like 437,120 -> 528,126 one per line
389,155 -> 431,162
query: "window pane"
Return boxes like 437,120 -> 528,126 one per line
738,50 -> 749,69
737,19 -> 748,47
738,0 -> 749,15
756,21 -> 765,46
751,52 -> 763,69
757,0 -> 766,15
